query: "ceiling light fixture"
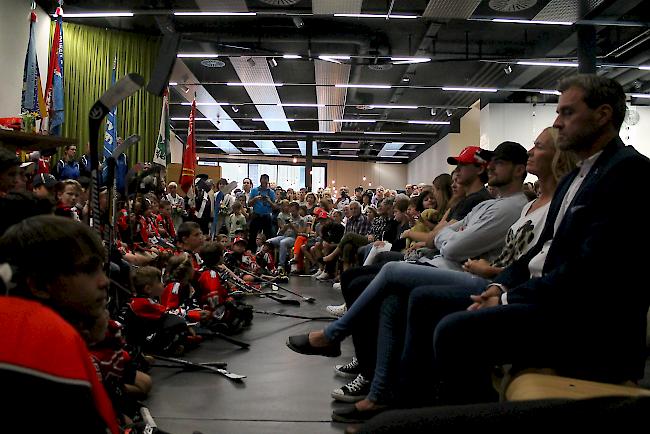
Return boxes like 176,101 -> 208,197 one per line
177,53 -> 219,58
630,93 -> 650,98
58,11 -> 134,18
408,120 -> 451,125
334,119 -> 377,123
362,176 -> 366,181
268,58 -> 278,68
430,108 -> 437,116
638,66 -> 650,70
442,86 -> 498,92
391,57 -> 431,65
181,102 -> 229,105
169,82 -> 178,86
365,132 -> 401,135
283,54 -> 302,59
232,106 -> 239,113
334,13 -> 418,19
492,18 -> 573,26
335,84 -> 391,89
227,82 -> 283,87
539,90 -> 561,95
516,61 -> 578,67
369,105 -> 418,109
446,109 -> 453,117
293,156 -> 298,163
247,58 -> 256,67
504,64 -> 512,74
174,11 -> 257,16
252,118 -> 295,122
402,77 -> 411,83
319,55 -> 351,64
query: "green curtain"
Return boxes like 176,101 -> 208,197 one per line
54,22 -> 161,163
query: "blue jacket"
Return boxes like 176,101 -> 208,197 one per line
495,137 -> 650,382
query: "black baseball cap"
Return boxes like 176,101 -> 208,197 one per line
32,173 -> 57,189
0,148 -> 20,172
476,141 -> 528,165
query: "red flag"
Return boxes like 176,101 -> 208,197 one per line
179,98 -> 197,194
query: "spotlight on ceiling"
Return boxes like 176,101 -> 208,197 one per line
504,64 -> 512,75
232,106 -> 239,113
430,108 -> 437,116
247,58 -> 256,67
402,76 -> 410,83
446,109 -> 452,117
268,58 -> 278,68
292,156 -> 298,163
292,16 -> 304,28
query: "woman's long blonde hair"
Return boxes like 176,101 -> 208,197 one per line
545,127 -> 579,182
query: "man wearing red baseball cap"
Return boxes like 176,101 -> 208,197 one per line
445,146 -> 493,222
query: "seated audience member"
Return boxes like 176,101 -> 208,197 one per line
287,135 -> 567,418
31,173 -> 57,200
128,265 -> 192,356
54,179 -> 82,221
0,148 -> 20,196
176,221 -> 205,270
0,215 -> 119,432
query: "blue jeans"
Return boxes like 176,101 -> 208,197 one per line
323,261 -> 489,342
268,235 -> 296,265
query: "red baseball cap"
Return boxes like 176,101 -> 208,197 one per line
233,237 -> 247,246
317,210 -> 329,219
447,146 -> 486,165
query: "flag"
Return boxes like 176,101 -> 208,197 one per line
179,97 -> 197,194
21,11 -> 46,119
103,56 -> 118,159
42,6 -> 64,135
153,87 -> 170,166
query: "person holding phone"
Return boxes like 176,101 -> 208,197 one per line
247,174 -> 277,250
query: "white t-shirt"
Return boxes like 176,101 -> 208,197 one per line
491,199 -> 550,268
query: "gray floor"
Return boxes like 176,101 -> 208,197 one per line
146,276 -> 356,434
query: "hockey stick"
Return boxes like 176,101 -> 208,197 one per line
198,330 -> 250,349
260,280 -> 316,303
153,361 -> 228,369
105,135 -> 140,261
150,354 -> 246,381
254,309 -> 335,321
88,73 -> 145,239
224,273 -> 300,306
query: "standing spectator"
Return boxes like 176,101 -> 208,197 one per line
371,186 -> 385,206
165,182 -> 185,231
298,187 -> 307,206
354,186 -> 364,203
247,174 -> 277,251
53,144 -> 80,180
227,202 -> 247,240
32,173 -> 57,200
335,187 -> 351,210
242,177 -> 253,204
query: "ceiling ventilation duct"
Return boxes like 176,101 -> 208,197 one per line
489,0 -> 537,12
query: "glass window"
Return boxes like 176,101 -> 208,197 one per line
218,162 -> 248,189
249,164 -> 277,186
277,165 -> 304,191
311,166 -> 325,190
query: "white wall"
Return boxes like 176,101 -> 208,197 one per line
0,2 -> 50,118
407,135 -> 456,184
481,102 -> 650,158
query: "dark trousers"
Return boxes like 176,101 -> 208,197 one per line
248,214 -> 273,251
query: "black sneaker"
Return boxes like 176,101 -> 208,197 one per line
334,357 -> 360,379
331,374 -> 370,403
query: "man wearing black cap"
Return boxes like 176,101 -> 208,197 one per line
32,173 -> 58,200
0,148 -> 21,196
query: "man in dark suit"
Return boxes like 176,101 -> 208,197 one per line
425,74 -> 650,404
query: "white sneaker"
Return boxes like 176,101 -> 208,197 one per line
332,282 -> 341,291
326,303 -> 347,318
311,269 -> 324,279
317,272 -> 332,281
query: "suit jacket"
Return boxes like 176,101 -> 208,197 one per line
494,137 -> 650,381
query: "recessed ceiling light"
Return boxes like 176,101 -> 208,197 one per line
334,13 -> 418,19
336,84 -> 391,89
638,66 -> 650,70
391,57 -> 431,65
283,54 -> 302,59
630,93 -> 650,98
227,82 -> 283,87
58,12 -> 134,18
408,120 -> 451,125
177,53 -> 219,58
539,90 -> 561,95
369,105 -> 418,109
174,11 -> 257,16
516,61 -> 578,68
492,18 -> 572,26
